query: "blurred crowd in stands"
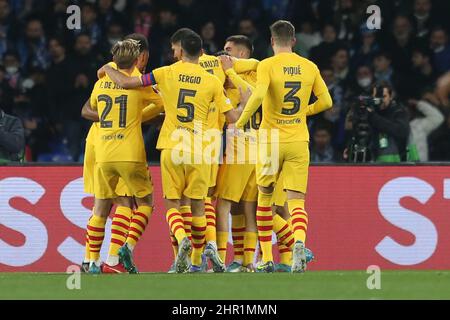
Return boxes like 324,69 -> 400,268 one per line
0,0 -> 449,163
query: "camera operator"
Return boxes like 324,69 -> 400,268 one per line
345,82 -> 410,162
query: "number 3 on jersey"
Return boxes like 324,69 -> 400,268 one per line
281,81 -> 301,115
98,94 -> 128,128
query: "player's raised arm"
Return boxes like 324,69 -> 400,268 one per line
305,66 -> 333,116
235,61 -> 270,128
220,55 -> 255,93
142,103 -> 164,123
103,64 -> 143,89
81,98 -> 99,122
232,57 -> 259,74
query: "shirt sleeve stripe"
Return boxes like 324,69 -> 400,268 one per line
141,73 -> 154,87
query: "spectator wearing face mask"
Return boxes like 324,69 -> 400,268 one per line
2,51 -> 23,90
356,65 -> 374,93
429,27 -> 450,75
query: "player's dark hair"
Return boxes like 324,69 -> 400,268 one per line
181,32 -> 203,58
171,28 -> 196,44
124,33 -> 149,53
270,20 -> 295,46
214,50 -> 230,57
225,35 -> 254,55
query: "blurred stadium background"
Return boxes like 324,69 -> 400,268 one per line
1,0 -> 450,299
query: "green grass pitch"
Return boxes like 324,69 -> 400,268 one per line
1,271 -> 450,300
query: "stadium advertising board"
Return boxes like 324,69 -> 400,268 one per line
1,165 -> 449,272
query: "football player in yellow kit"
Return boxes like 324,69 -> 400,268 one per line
164,28 -> 230,272
214,35 -> 259,272
101,31 -> 242,273
81,34 -> 163,274
235,20 -> 332,273
85,39 -> 158,274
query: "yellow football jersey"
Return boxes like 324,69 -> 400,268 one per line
224,70 -> 259,163
198,54 -> 228,131
236,52 -> 328,142
90,67 -> 150,163
198,54 -> 226,85
143,61 -> 232,155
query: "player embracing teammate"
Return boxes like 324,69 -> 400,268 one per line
80,20 -> 331,274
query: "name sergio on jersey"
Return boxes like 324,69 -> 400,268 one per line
283,65 -> 301,76
178,74 -> 202,84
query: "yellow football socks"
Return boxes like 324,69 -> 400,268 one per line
169,231 -> 179,258
109,206 -> 132,257
231,214 -> 245,262
287,199 -> 308,243
87,214 -> 107,262
166,208 -> 186,244
273,214 -> 294,265
205,198 -> 216,243
180,205 -> 192,241
217,231 -> 229,262
256,191 -> 274,263
191,215 -> 207,266
126,205 -> 152,250
243,231 -> 257,266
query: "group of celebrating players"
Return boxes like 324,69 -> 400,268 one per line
80,19 -> 332,274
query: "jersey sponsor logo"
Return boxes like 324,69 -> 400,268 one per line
276,118 -> 301,125
101,133 -> 126,141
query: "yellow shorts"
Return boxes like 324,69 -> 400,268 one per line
256,141 -> 309,194
271,172 -> 287,207
216,162 -> 258,202
94,161 -> 153,199
83,141 -> 132,197
83,141 -> 95,195
209,162 -> 219,188
161,149 -> 210,200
